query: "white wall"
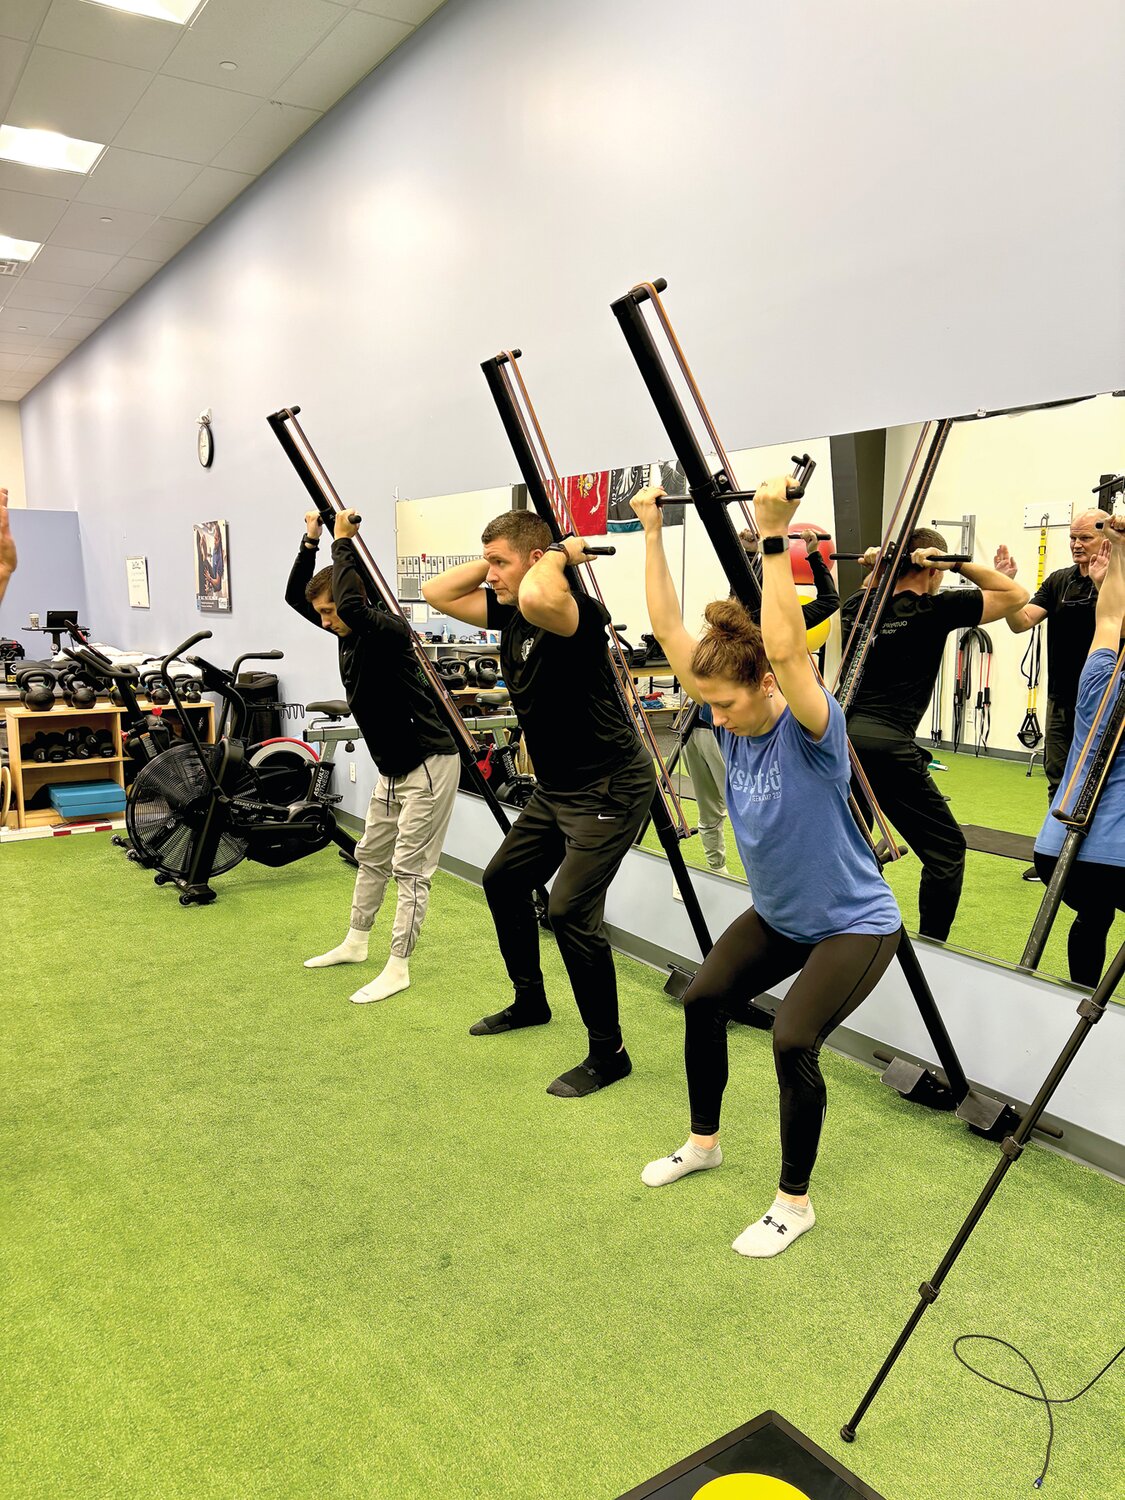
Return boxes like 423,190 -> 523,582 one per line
884,396 -> 1125,754
0,402 -> 27,509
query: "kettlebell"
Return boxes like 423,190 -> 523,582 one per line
18,669 -> 55,711
472,656 -> 499,689
437,658 -> 468,687
60,670 -> 97,709
141,671 -> 170,706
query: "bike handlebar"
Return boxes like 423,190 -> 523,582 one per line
162,630 -> 212,675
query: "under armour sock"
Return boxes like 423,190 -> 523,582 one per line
546,1047 -> 632,1098
350,955 -> 410,1004
731,1196 -> 816,1259
304,928 -> 370,968
469,986 -> 551,1036
641,1140 -> 723,1187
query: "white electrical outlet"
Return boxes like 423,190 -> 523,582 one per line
349,761 -> 356,783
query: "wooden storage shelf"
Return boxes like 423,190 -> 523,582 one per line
3,700 -> 213,831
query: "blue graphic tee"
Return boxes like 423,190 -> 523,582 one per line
1035,648 -> 1125,868
716,690 -> 902,944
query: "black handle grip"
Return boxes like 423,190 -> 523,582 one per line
652,277 -> 668,293
583,545 -> 616,556
162,630 -> 212,673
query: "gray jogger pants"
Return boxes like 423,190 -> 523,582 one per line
681,726 -> 728,870
350,752 -> 460,957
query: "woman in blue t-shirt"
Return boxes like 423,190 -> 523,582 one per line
1033,519 -> 1125,987
631,477 -> 903,1260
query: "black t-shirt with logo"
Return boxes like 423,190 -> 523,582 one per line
840,585 -> 984,739
485,588 -> 642,791
1030,565 -> 1098,710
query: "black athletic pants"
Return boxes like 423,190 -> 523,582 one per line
1033,852 -> 1125,988
849,730 -> 965,942
1043,698 -> 1076,800
482,751 -> 656,1053
682,909 -> 902,1195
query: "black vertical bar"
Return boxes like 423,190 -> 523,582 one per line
829,430 -> 886,604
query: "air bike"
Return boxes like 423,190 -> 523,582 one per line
480,348 -> 715,963
609,275 -> 1024,1139
92,630 -> 350,905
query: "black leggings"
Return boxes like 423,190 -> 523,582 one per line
682,909 -> 902,1195
1033,853 -> 1125,988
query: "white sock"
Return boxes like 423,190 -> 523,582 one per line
350,955 -> 410,1005
304,928 -> 370,968
732,1196 -> 815,1258
641,1140 -> 722,1187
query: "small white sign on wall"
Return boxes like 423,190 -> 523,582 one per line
126,555 -> 150,609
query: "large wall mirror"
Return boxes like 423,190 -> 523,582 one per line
396,392 -> 1125,995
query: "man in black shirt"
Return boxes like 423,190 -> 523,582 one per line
286,509 -> 459,1004
424,510 -> 656,1098
841,530 -> 1027,941
1004,508 -> 1109,798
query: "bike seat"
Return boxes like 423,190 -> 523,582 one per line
475,689 -> 510,706
307,698 -> 351,718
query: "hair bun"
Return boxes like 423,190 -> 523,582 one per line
702,598 -> 757,642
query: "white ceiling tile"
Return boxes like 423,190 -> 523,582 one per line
162,164 -> 253,223
2,278 -> 85,314
53,312 -> 101,339
0,1 -> 51,45
0,38 -> 30,119
114,75 -> 259,163
51,200 -> 156,255
273,10 -> 409,111
21,243 -> 118,285
38,0 -> 182,72
0,352 -> 28,371
128,216 -> 198,258
75,285 -> 128,316
17,352 -> 58,373
354,0 -> 440,24
8,47 -> 152,142
96,254 -> 161,293
0,160 -> 83,199
0,185 -> 69,239
33,334 -> 79,353
75,147 -> 201,215
210,99 -> 320,174
0,332 -> 44,352
162,0 -> 345,98
0,305 -> 60,333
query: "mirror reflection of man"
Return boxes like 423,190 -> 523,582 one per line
0,489 -> 15,607
841,531 -> 1027,941
423,513 -> 656,1099
1004,509 -> 1111,801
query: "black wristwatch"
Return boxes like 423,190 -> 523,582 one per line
301,534 -> 320,551
546,542 -> 569,556
761,535 -> 789,555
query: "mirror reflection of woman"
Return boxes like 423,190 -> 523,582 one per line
632,478 -> 903,1259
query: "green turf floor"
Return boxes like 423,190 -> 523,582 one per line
644,749 -> 1125,996
3,835 -> 1123,1499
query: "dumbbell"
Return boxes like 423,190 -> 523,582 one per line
42,731 -> 68,762
17,669 -> 56,711
25,731 -> 50,763
93,728 -> 116,758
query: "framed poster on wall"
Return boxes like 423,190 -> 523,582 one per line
125,555 -> 150,609
194,520 -> 230,613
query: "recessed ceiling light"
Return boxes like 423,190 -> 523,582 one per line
99,216 -> 114,223
0,234 -> 41,262
0,125 -> 104,175
78,0 -> 209,22
17,325 -> 28,332
219,60 -> 238,71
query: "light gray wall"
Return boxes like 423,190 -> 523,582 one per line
16,0 -> 1125,823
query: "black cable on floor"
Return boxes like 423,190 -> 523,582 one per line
952,1334 -> 1124,1489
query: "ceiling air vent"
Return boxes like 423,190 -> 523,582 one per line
0,259 -> 22,276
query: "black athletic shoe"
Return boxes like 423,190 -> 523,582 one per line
546,1047 -> 632,1098
1021,864 -> 1042,883
469,1004 -> 552,1036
